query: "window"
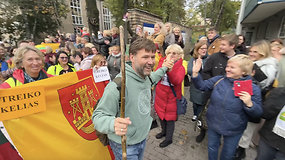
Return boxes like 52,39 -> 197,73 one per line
103,7 -> 111,30
279,17 -> 285,38
70,0 -> 83,26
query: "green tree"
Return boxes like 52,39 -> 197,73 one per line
185,0 -> 240,34
104,0 -> 186,26
198,0 -> 240,33
0,0 -> 69,43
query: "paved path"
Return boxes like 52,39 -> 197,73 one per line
144,86 -> 257,160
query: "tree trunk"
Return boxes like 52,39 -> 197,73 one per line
214,0 -> 226,31
210,0 -> 217,26
85,0 -> 100,35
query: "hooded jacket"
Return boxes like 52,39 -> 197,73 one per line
92,63 -> 168,145
155,58 -> 185,121
255,57 -> 278,89
192,74 -> 263,136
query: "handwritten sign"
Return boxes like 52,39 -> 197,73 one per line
0,86 -> 46,121
93,66 -> 111,83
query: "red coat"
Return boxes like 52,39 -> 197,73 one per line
154,58 -> 185,121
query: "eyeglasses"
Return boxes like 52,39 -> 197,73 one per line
59,57 -> 68,60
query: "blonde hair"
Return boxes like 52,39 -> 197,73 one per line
251,40 -> 271,58
103,30 -> 111,37
173,26 -> 181,33
220,34 -> 239,48
91,54 -> 105,68
155,22 -> 166,36
165,44 -> 184,58
193,41 -> 208,59
228,54 -> 253,76
165,22 -> 172,34
111,27 -> 119,35
14,45 -> 44,69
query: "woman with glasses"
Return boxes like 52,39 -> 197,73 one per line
187,41 -> 209,122
47,51 -> 76,75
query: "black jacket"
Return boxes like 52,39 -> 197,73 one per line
259,87 -> 285,154
202,52 -> 229,80
93,36 -> 112,58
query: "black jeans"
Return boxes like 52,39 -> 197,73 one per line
159,119 -> 175,141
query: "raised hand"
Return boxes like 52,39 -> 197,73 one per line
192,58 -> 202,77
162,55 -> 174,72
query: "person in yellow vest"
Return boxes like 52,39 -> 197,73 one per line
0,45 -> 53,88
0,45 -> 53,159
47,51 -> 76,75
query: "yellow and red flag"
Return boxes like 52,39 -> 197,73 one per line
35,43 -> 60,53
0,70 -> 114,159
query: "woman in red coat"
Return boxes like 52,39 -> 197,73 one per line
154,44 -> 185,148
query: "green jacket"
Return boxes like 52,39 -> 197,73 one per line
47,63 -> 76,75
92,63 -> 167,145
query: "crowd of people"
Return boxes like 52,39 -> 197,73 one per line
0,17 -> 285,160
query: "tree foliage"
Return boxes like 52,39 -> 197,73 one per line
186,0 -> 240,33
0,0 -> 69,43
104,0 -> 186,26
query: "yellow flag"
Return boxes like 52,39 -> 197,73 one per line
1,70 -> 114,159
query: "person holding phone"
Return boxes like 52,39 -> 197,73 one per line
235,40 -> 278,160
191,54 -> 263,160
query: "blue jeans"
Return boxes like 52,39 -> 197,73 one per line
109,139 -> 146,160
256,138 -> 285,160
208,129 -> 243,160
193,103 -> 203,116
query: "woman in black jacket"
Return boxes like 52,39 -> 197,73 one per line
93,30 -> 112,58
256,87 -> 285,160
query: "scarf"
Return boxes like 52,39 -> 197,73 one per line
24,70 -> 48,84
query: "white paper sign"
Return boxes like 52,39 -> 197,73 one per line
93,66 -> 111,82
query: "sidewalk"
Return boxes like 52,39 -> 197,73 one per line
144,86 -> 257,160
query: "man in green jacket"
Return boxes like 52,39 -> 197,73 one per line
92,38 -> 174,160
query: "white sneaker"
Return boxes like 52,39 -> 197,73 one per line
192,115 -> 197,121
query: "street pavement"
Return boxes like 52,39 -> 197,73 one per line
144,86 -> 257,160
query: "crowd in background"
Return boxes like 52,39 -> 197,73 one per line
0,15 -> 285,160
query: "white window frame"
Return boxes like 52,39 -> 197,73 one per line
279,16 -> 285,38
102,7 -> 112,30
70,0 -> 83,26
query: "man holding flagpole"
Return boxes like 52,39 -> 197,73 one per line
92,38 -> 174,160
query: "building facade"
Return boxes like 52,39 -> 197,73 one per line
238,0 -> 285,45
60,0 -> 114,34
